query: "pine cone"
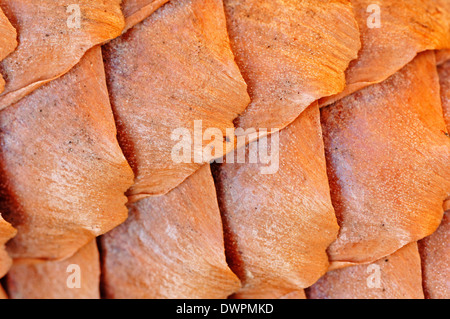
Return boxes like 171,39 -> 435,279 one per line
0,0 -> 448,300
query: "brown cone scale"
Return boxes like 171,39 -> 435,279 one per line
121,0 -> 169,31
224,0 -> 360,141
0,47 -> 134,260
6,240 -> 100,299
418,211 -> 450,299
0,0 -> 125,109
213,103 -> 339,298
0,214 -> 15,278
103,0 -> 250,199
321,52 -> 450,268
0,7 -> 17,93
101,165 -> 240,299
320,0 -> 450,106
307,243 -> 424,299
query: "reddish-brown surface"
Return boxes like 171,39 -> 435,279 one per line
224,0 -> 360,141
121,0 -> 169,31
419,212 -> 449,299
438,56 -> 450,213
0,0 -> 447,300
439,59 -> 450,131
101,165 -> 240,299
308,243 -> 424,299
436,49 -> 450,65
0,7 -> 16,93
279,291 -> 306,299
0,284 -> 7,299
213,103 -> 338,298
321,0 -> 450,106
321,52 -> 450,268
0,214 -> 16,278
104,0 -> 249,199
0,47 -> 134,260
6,240 -> 100,299
0,0 -> 125,109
